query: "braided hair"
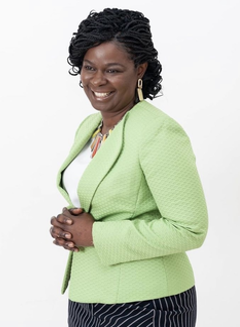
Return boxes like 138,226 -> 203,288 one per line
68,8 -> 162,100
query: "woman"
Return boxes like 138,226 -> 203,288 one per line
50,8 -> 208,327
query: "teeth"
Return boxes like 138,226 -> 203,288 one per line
94,92 -> 110,98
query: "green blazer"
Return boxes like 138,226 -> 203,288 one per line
57,100 -> 208,304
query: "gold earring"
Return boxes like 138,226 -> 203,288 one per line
137,79 -> 144,102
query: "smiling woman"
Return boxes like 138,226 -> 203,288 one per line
49,8 -> 208,327
80,41 -> 148,128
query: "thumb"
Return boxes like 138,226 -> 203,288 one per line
68,207 -> 84,215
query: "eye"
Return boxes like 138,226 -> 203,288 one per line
83,65 -> 95,71
106,69 -> 119,74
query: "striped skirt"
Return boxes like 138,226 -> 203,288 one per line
68,286 -> 197,327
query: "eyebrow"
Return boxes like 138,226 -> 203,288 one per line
83,59 -> 125,68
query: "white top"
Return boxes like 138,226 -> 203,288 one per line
62,140 -> 92,207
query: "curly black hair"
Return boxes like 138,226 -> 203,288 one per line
68,8 -> 162,100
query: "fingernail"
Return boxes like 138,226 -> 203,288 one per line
64,218 -> 72,224
67,242 -> 74,248
64,233 -> 71,239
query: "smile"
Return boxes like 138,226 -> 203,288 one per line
93,91 -> 112,99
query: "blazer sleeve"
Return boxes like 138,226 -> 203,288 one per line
92,118 -> 208,266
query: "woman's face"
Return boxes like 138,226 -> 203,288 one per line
81,41 -> 147,116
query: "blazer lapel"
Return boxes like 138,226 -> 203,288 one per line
77,112 -> 128,212
56,113 -> 102,205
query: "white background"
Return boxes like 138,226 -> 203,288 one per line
0,0 -> 239,326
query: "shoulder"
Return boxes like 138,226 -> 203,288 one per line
127,100 -> 188,138
134,102 -> 196,163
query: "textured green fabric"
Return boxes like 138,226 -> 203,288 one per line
57,100 -> 208,304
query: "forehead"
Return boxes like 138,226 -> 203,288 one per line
83,41 -> 133,65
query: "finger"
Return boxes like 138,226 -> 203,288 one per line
62,207 -> 77,215
51,216 -> 66,227
53,237 -> 76,247
50,216 -> 56,225
50,226 -> 54,237
63,242 -> 79,252
69,208 -> 84,215
53,238 -> 79,252
50,226 -> 60,238
56,213 -> 73,225
62,207 -> 83,212
50,226 -> 61,238
50,226 -> 71,239
53,237 -> 68,247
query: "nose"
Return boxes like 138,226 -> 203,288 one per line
91,70 -> 106,86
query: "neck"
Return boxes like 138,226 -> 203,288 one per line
101,116 -> 121,135
101,106 -> 134,134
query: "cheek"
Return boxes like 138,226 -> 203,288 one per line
81,71 -> 90,84
124,80 -> 137,95
81,74 -> 87,85
115,76 -> 137,94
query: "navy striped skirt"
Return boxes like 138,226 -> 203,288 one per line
68,286 -> 197,327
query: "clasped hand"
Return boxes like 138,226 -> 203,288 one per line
50,207 -> 94,251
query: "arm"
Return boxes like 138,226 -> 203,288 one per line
93,119 -> 208,265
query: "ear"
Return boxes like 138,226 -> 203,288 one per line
137,62 -> 148,79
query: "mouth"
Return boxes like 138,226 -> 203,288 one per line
92,90 -> 113,99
